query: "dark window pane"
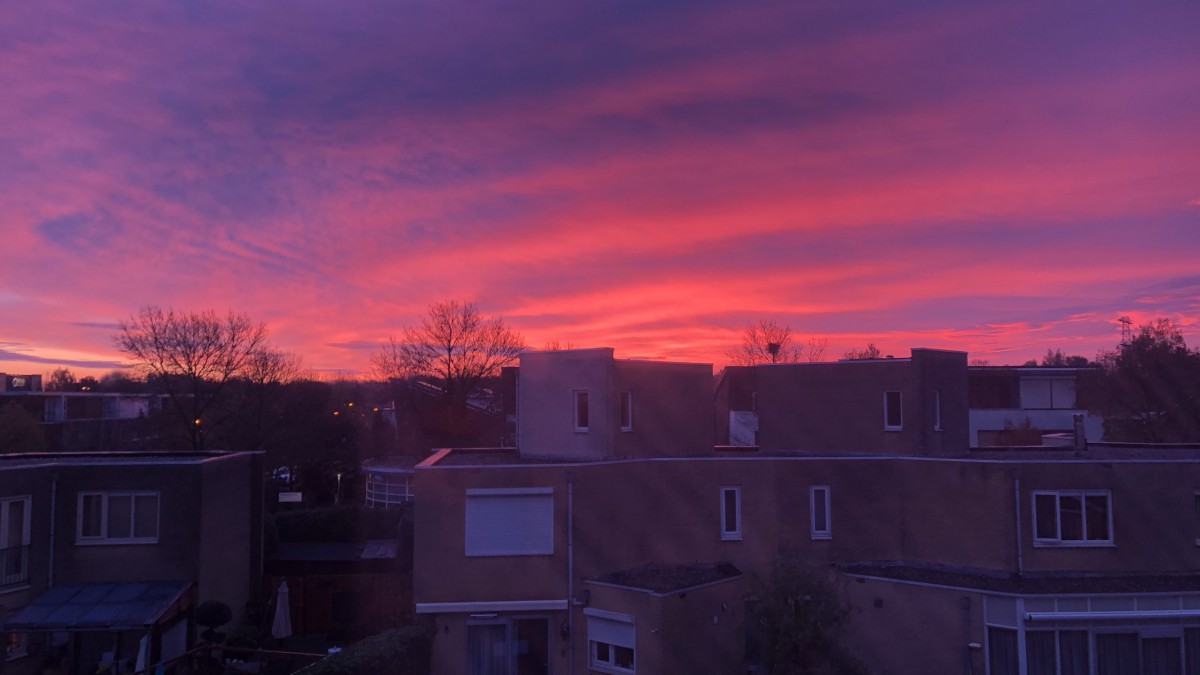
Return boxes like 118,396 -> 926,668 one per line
620,392 -> 632,429
1025,631 -> 1056,675
723,490 -> 738,533
595,642 -> 609,662
514,619 -> 549,675
1059,631 -> 1090,675
575,392 -> 588,429
1095,633 -> 1139,675
1085,495 -> 1109,541
813,489 -> 828,533
467,624 -> 507,675
107,495 -> 132,539
6,500 -> 24,548
885,391 -> 902,427
988,627 -> 1018,675
1184,628 -> 1200,675
1143,637 -> 1182,675
1059,495 -> 1083,541
134,495 -> 158,538
1194,495 -> 1200,541
1035,494 -> 1058,540
614,646 -> 634,669
81,495 -> 103,537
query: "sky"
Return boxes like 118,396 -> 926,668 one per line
2,1 -> 1199,378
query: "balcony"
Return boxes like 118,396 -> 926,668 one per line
0,544 -> 30,587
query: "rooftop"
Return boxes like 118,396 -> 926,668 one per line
0,449 -> 259,469
840,561 -> 1200,595
589,562 -> 742,595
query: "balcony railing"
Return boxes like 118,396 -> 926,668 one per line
0,544 -> 30,587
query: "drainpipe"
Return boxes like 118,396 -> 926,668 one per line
567,478 -> 575,675
1012,471 -> 1023,577
48,472 -> 58,588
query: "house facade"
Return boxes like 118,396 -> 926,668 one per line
0,450 -> 263,674
413,348 -> 1200,675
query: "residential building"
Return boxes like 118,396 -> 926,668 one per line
413,348 -> 1200,675
0,450 -> 263,674
715,349 -> 968,455
0,389 -> 164,453
968,366 -> 1104,446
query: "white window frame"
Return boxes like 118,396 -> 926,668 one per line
1031,490 -> 1113,547
619,391 -> 633,432
574,390 -> 589,432
1194,490 -> 1200,546
720,487 -> 742,541
587,609 -> 635,674
76,491 -> 160,545
810,486 -> 831,540
883,391 -> 903,430
0,496 -> 32,587
933,390 -> 942,431
0,497 -> 31,549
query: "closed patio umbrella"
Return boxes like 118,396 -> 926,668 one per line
271,581 -> 293,640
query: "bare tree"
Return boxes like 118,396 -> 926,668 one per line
115,306 -> 269,450
728,320 -> 805,365
805,337 -> 829,363
372,300 -> 525,444
842,343 -> 882,360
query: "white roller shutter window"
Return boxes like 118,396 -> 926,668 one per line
465,489 -> 554,556
588,616 -> 635,648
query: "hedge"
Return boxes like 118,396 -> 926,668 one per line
298,620 -> 435,675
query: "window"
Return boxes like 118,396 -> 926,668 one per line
1032,491 -> 1111,545
619,391 -> 633,432
884,391 -> 902,430
5,632 -> 26,661
810,486 -> 831,539
933,390 -> 942,431
0,497 -> 30,586
467,618 -> 550,675
574,390 -> 589,431
1195,491 -> 1200,545
587,610 -> 635,673
465,488 -> 554,556
720,487 -> 741,541
76,492 -> 159,544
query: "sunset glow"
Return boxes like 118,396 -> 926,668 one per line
2,2 -> 1198,376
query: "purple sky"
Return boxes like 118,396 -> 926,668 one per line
2,1 -> 1199,376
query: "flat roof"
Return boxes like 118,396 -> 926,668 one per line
418,445 -> 1200,469
840,562 -> 1200,595
0,450 -> 260,469
589,563 -> 742,594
